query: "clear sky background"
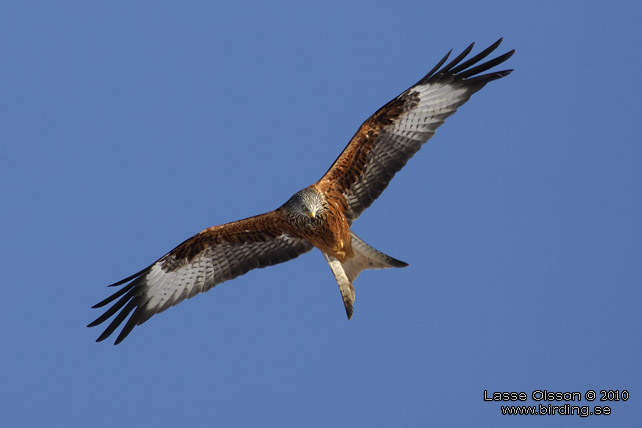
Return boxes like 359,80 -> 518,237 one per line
1,1 -> 640,427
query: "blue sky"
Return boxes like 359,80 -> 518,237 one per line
1,1 -> 640,427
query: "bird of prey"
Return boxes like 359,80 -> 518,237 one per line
89,39 -> 514,344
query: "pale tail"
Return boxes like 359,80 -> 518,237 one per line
323,232 -> 408,319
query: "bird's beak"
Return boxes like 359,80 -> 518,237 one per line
309,211 -> 316,219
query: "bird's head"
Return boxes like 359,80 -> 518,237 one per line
283,187 -> 326,225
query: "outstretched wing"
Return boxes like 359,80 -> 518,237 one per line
88,210 -> 313,344
317,38 -> 514,221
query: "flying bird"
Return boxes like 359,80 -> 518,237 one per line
89,39 -> 514,344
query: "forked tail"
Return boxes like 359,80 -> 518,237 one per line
323,232 -> 408,319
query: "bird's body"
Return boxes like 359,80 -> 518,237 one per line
282,186 -> 352,260
90,39 -> 514,344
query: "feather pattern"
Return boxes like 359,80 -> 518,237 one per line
318,38 -> 514,221
89,211 -> 313,344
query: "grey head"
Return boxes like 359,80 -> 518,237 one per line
282,187 -> 327,227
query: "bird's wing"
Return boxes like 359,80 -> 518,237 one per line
317,39 -> 514,221
88,210 -> 313,344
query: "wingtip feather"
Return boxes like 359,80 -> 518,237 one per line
107,266 -> 150,287
420,49 -> 452,82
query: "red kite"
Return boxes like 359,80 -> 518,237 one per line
90,39 -> 514,344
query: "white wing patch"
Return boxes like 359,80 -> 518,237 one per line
391,85 -> 470,141
143,259 -> 212,314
